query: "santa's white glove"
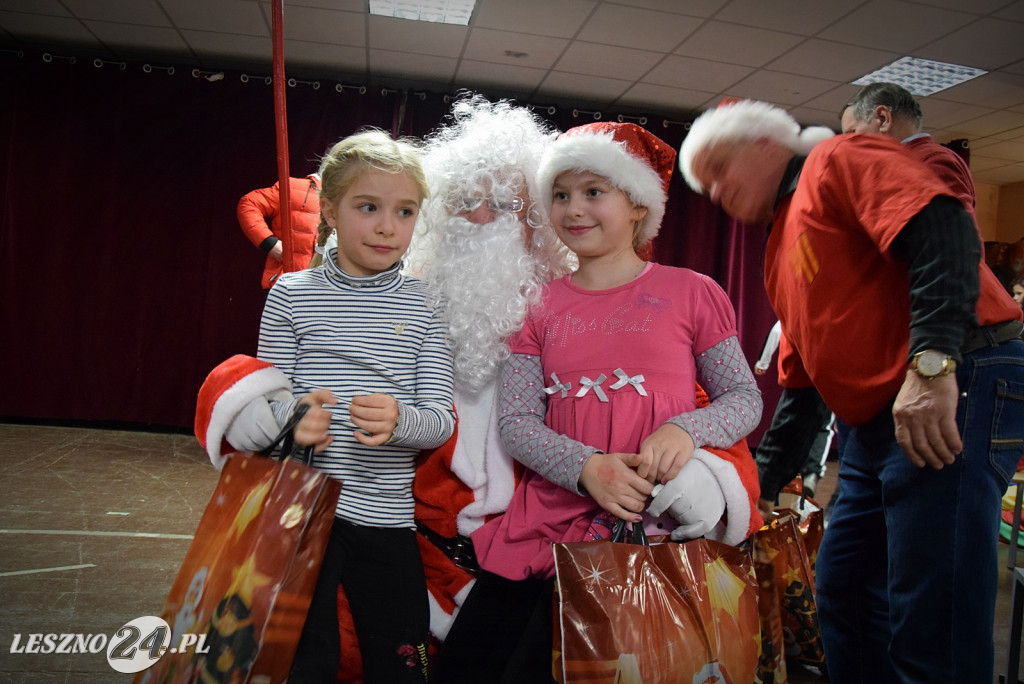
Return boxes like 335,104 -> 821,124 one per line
225,396 -> 282,452
647,457 -> 726,541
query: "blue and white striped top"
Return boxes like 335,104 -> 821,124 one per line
259,250 -> 456,528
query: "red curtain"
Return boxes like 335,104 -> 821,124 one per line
0,55 -> 777,436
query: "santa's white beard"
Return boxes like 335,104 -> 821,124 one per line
421,213 -> 543,394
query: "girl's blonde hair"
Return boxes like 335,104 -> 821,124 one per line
309,128 -> 428,267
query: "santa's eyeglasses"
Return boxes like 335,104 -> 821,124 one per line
451,196 -> 524,214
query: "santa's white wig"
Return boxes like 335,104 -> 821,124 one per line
406,94 -> 575,394
679,99 -> 835,194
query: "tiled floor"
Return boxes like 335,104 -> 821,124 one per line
0,422 -> 1018,682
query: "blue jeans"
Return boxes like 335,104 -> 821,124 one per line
817,340 -> 1024,683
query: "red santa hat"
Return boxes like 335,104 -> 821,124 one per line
679,98 -> 835,194
194,354 -> 292,469
536,121 -> 676,247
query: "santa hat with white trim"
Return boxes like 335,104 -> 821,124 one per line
678,98 -> 835,194
536,121 -> 676,247
194,354 -> 292,469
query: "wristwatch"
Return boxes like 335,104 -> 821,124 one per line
909,350 -> 956,379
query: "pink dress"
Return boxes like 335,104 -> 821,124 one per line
471,263 -> 738,579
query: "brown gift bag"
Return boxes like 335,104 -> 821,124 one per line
135,451 -> 341,683
753,495 -> 825,676
754,557 -> 787,684
553,523 -> 760,684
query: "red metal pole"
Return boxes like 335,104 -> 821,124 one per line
272,0 -> 293,273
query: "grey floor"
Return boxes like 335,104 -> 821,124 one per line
0,422 -> 1018,683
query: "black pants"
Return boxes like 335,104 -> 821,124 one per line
755,385 -> 833,501
431,570 -> 555,684
289,518 -> 428,683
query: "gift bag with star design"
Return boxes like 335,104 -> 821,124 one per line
752,494 -> 826,676
553,525 -> 759,684
135,452 -> 341,684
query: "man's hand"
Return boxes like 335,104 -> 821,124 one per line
350,393 -> 399,446
636,423 -> 695,484
268,241 -> 283,262
294,389 -> 337,453
579,452 -> 654,522
892,371 -> 962,469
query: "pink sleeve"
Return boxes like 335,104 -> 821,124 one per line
692,274 -> 739,355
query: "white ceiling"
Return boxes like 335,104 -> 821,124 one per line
3,0 -> 1024,185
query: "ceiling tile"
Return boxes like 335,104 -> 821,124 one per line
267,0 -> 366,10
726,69 -> 841,106
0,11 -> 94,44
181,29 -> 270,62
611,0 -> 728,17
473,0 -> 595,38
555,41 -> 662,81
817,0 -> 975,53
927,71 -> 1024,109
454,59 -> 548,93
644,54 -> 753,92
995,0 -> 1024,21
713,0 -> 861,36
767,38 -> 900,82
972,163 -> 1024,185
950,109 -> 1024,139
285,41 -> 366,72
536,70 -> 631,108
369,48 -> 458,83
576,4 -> 701,52
280,6 -> 365,47
914,97 -> 994,129
675,21 -> 804,68
913,0 -> 1013,13
970,139 -> 1024,162
917,17 -> 1024,71
0,0 -> 70,14
968,154 -> 1013,171
368,14 -> 466,58
786,105 -> 841,130
462,28 -> 568,69
618,81 -> 717,113
160,0 -> 267,36
84,21 -> 190,55
61,0 -> 169,25
801,83 -> 861,120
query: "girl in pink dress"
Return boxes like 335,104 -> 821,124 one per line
432,122 -> 762,683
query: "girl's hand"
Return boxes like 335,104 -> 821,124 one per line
579,452 -> 654,522
294,389 -> 337,453
636,423 -> 695,484
350,393 -> 399,446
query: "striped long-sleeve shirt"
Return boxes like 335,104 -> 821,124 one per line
259,252 -> 455,528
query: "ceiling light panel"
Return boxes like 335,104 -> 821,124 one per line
369,0 -> 476,25
852,56 -> 987,96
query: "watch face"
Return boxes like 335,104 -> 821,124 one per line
917,350 -> 946,376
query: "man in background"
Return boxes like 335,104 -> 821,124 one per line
679,97 -> 1024,683
236,173 -> 321,293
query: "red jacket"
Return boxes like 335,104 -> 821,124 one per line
237,175 -> 321,289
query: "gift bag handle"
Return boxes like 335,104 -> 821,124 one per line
258,403 -> 316,466
610,518 -> 649,546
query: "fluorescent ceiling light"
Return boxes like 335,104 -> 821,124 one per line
369,0 -> 476,25
852,56 -> 987,96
